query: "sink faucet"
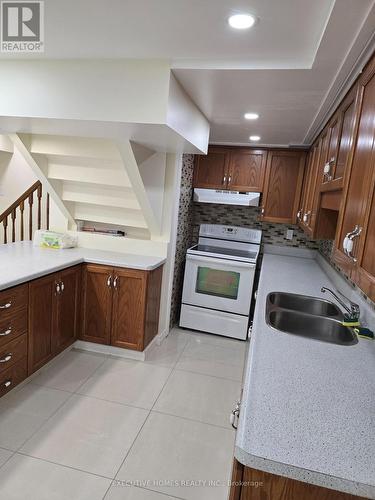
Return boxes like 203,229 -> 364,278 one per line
321,287 -> 360,322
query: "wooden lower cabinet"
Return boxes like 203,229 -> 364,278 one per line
28,266 -> 81,374
80,264 -> 163,351
229,460 -> 366,500
81,264 -> 113,345
53,266 -> 81,353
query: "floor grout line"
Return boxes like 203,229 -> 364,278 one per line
15,451 -> 114,480
150,408 -> 236,433
172,366 -> 243,383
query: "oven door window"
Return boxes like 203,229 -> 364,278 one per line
195,266 -> 240,300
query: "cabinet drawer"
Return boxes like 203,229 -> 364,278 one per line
0,335 -> 28,374
0,284 -> 28,317
0,308 -> 28,348
0,357 -> 27,398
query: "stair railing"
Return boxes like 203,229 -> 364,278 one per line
0,181 -> 50,244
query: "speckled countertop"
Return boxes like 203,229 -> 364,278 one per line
235,248 -> 375,499
0,241 -> 165,291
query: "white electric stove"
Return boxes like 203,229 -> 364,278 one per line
179,224 -> 262,340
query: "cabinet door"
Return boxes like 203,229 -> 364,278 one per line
333,60 -> 375,277
111,268 -> 147,351
261,151 -> 305,224
297,149 -> 313,226
193,148 -> 230,189
227,149 -> 267,192
321,112 -> 341,186
300,139 -> 321,235
81,264 -> 113,345
53,266 -> 81,354
28,274 -> 57,374
333,85 -> 359,185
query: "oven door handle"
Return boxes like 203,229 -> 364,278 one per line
186,254 -> 256,269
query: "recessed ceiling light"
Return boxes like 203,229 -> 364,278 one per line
244,112 -> 259,120
228,14 -> 256,30
249,135 -> 261,141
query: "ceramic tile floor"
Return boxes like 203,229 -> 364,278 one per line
0,328 -> 247,500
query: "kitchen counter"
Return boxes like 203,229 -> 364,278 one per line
0,241 -> 166,291
235,248 -> 375,498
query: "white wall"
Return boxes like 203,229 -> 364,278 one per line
0,148 -> 37,213
167,73 -> 210,154
157,153 -> 183,339
0,60 -> 170,125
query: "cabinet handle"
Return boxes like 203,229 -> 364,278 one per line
2,379 -> 11,388
55,282 -> 61,295
60,281 -> 65,293
107,275 -> 112,288
113,276 -> 119,289
297,210 -> 302,220
303,211 -> 311,223
228,175 -> 232,185
0,354 -> 12,364
0,302 -> 11,310
230,401 -> 241,430
346,225 -> 362,262
0,328 -> 11,337
223,174 -> 227,185
260,207 -> 265,216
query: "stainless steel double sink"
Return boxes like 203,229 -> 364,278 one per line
266,292 -> 358,346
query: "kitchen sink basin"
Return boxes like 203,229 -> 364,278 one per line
265,292 -> 358,346
267,292 -> 343,318
266,309 -> 358,346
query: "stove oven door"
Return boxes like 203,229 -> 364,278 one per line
182,254 -> 255,315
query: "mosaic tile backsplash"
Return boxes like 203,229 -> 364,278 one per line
192,203 -> 320,250
170,155 -> 374,326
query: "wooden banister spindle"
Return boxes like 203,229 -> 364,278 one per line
28,192 -> 34,240
11,209 -> 16,243
3,216 -> 8,244
20,200 -> 25,241
46,193 -> 50,230
37,183 -> 42,230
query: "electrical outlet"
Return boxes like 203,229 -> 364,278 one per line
286,229 -> 294,240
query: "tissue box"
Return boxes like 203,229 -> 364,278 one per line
33,230 -> 78,249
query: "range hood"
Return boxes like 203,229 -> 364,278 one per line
193,188 -> 260,206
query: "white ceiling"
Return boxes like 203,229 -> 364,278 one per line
1,0 -> 375,146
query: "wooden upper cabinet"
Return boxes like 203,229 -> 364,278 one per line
227,149 -> 267,192
333,57 -> 375,299
193,147 -> 229,189
261,150 -> 306,224
52,266 -> 81,354
193,147 -> 267,192
321,84 -> 359,191
300,140 -> 321,235
81,264 -> 113,345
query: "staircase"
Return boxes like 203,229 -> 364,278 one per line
0,181 -> 50,244
10,134 -> 157,238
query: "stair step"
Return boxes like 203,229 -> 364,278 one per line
29,135 -> 122,161
73,203 -> 147,229
62,181 -> 140,210
48,163 -> 131,188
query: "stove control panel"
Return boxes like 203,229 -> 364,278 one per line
199,224 -> 262,244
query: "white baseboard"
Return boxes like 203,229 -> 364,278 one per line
73,340 -> 147,361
